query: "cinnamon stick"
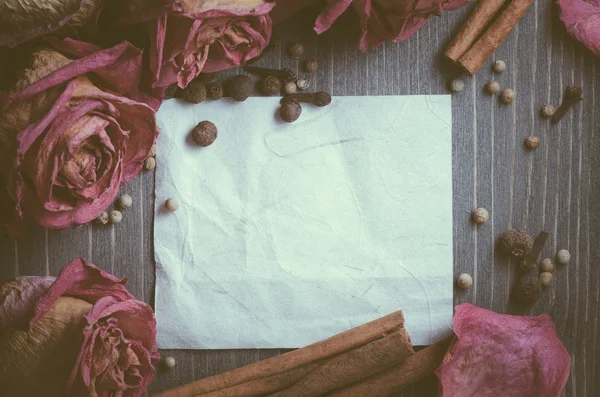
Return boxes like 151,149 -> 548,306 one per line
458,0 -> 535,75
269,330 -> 414,397
445,0 -> 509,62
154,311 -> 405,397
325,336 -> 453,397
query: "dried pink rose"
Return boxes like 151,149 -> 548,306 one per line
0,38 -> 158,231
124,0 -> 275,91
0,258 -> 158,397
557,0 -> 600,57
0,0 -> 105,48
436,304 -> 571,397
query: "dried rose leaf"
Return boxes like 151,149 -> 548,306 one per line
437,304 -> 570,397
557,0 -> 600,56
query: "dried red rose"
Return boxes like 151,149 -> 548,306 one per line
436,304 -> 571,397
557,0 -> 600,57
0,38 -> 158,231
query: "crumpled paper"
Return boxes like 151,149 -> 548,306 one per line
154,96 -> 453,349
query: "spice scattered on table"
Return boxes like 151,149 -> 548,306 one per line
500,88 -> 516,104
540,272 -> 553,287
283,92 -> 332,107
552,86 -> 583,124
539,258 -> 554,273
206,82 -> 224,100
493,60 -> 506,73
541,104 -> 556,118
282,81 -> 298,95
165,198 -> 179,212
245,66 -> 297,83
280,101 -> 302,123
144,157 -> 156,171
449,78 -> 465,93
149,143 -> 157,157
260,76 -> 281,96
515,275 -> 542,304
118,194 -> 133,209
228,75 -> 253,101
556,249 -> 571,264
520,231 -> 549,273
296,78 -> 310,90
501,229 -> 533,257
191,121 -> 218,147
524,136 -> 541,150
485,81 -> 500,94
181,80 -> 207,104
304,58 -> 318,73
472,207 -> 489,224
288,43 -> 304,58
457,273 -> 473,289
109,210 -> 122,224
96,211 -> 109,225
164,83 -> 179,99
162,356 -> 176,369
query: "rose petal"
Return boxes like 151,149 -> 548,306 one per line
0,276 -> 55,332
557,0 -> 600,56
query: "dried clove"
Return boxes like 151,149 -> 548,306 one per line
244,66 -> 297,83
281,91 -> 332,107
551,86 -> 582,124
520,231 -> 548,270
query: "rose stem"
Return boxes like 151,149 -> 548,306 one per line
551,86 -> 583,124
445,0 -> 509,62
457,0 -> 535,75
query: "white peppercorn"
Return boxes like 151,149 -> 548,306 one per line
282,81 -> 297,95
449,78 -> 465,93
485,81 -> 500,94
457,273 -> 473,289
149,143 -> 157,157
165,198 -> 179,212
109,210 -> 122,224
296,79 -> 310,90
117,194 -> 133,209
500,88 -> 516,104
96,211 -> 109,225
540,104 -> 555,118
163,356 -> 176,369
556,249 -> 571,265
144,157 -> 156,171
472,208 -> 489,224
493,60 -> 506,73
539,258 -> 554,273
524,136 -> 541,150
539,272 -> 553,287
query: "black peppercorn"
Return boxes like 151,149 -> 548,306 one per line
288,43 -> 304,58
181,81 -> 207,104
228,75 -> 253,101
260,75 -> 281,96
191,121 -> 218,147
206,82 -> 223,100
280,102 -> 302,123
164,83 -> 179,99
304,58 -> 317,73
515,276 -> 542,304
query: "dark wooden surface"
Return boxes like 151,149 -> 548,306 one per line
1,2 -> 599,396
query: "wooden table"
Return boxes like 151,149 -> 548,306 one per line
1,3 -> 598,396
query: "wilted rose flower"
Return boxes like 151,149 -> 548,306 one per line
557,0 -> 600,57
116,0 -> 275,91
0,38 -> 158,231
0,0 -> 105,47
0,258 -> 159,397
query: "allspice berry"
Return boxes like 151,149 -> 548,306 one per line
524,136 -> 541,150
191,121 -> 218,147
288,43 -> 304,58
485,81 -> 500,94
165,198 -> 179,212
109,210 -> 122,224
515,276 -> 542,304
500,88 -> 516,104
449,78 -> 464,93
493,60 -> 506,73
540,104 -> 555,118
472,208 -> 489,224
164,83 -> 179,99
229,75 -> 253,101
206,82 -> 224,100
181,81 -> 207,104
96,211 -> 109,225
162,356 -> 176,369
556,249 -> 571,265
144,157 -> 156,171
117,194 -> 133,209
456,273 -> 473,289
539,272 -> 553,287
282,81 -> 298,95
501,229 -> 534,257
539,258 -> 554,273
280,101 -> 302,123
260,75 -> 281,96
304,58 -> 317,73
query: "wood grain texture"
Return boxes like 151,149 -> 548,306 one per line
1,2 -> 599,396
